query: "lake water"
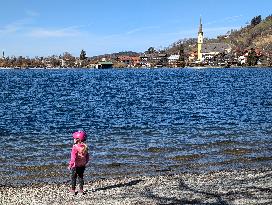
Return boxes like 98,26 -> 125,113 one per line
0,68 -> 272,186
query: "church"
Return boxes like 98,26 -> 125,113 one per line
197,18 -> 231,62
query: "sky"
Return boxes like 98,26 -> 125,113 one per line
0,0 -> 271,57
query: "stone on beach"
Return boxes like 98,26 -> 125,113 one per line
1,169 -> 271,205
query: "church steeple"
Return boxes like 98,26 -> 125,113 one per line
197,17 -> 203,61
198,17 -> 203,33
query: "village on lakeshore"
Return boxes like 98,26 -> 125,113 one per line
1,15 -> 272,69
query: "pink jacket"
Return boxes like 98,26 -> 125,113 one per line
69,143 -> 89,168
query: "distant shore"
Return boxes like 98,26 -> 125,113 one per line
0,66 -> 272,70
1,168 -> 271,205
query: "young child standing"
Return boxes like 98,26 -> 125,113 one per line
68,130 -> 89,195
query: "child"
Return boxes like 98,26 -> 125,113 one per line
68,130 -> 89,195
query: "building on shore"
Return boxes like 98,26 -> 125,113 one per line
168,54 -> 180,67
202,43 -> 232,61
197,18 -> 203,61
117,56 -> 140,67
96,61 -> 113,69
197,17 -> 232,64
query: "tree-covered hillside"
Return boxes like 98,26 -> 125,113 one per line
226,15 -> 272,52
165,15 -> 272,55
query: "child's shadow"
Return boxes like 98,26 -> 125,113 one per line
92,179 -> 143,192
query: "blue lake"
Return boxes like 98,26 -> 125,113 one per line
0,68 -> 272,186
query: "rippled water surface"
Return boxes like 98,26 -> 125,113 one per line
1,68 -> 272,185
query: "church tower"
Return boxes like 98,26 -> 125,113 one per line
197,17 -> 203,61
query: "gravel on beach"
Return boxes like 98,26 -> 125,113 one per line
1,169 -> 271,205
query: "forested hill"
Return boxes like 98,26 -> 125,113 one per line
165,15 -> 272,55
90,51 -> 140,61
224,15 -> 272,52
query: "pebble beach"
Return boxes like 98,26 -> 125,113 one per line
1,169 -> 271,205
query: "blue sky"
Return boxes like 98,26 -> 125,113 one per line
0,0 -> 271,57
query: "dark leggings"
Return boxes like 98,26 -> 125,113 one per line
71,166 -> 85,190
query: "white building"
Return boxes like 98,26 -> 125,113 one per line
168,54 -> 180,67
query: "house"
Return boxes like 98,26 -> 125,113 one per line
61,59 -> 67,67
189,51 -> 198,62
117,56 -> 140,67
139,54 -> 152,67
168,54 -> 180,67
153,53 -> 168,67
117,56 -> 132,65
238,55 -> 246,65
130,56 -> 140,67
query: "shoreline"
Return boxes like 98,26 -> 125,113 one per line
0,66 -> 272,70
1,168 -> 271,205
